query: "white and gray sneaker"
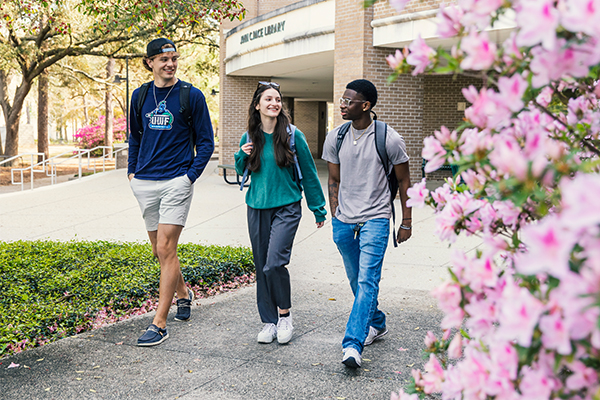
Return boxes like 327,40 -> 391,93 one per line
342,347 -> 362,368
364,326 -> 388,346
257,323 -> 277,343
277,315 -> 294,344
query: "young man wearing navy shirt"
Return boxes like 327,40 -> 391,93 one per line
128,38 -> 215,346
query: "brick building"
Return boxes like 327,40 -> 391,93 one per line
219,0 -> 514,182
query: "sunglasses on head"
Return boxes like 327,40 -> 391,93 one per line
258,81 -> 280,90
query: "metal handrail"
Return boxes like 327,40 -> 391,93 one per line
1,153 -> 46,190
8,145 -> 128,191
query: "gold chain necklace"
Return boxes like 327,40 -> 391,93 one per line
351,121 -> 373,145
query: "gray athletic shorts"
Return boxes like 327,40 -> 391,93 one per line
130,175 -> 194,231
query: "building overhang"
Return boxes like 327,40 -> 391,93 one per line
371,9 -> 517,49
224,0 -> 334,100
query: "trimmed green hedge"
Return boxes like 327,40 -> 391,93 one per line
0,241 -> 254,357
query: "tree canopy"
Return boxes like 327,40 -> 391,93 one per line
0,0 -> 245,156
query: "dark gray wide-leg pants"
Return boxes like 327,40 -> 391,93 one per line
247,201 -> 302,324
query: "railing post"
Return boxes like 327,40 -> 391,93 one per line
30,154 -> 34,190
78,151 -> 82,180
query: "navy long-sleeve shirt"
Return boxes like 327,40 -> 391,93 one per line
127,80 -> 214,183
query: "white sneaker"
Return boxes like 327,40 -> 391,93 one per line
257,323 -> 277,343
342,347 -> 362,368
277,315 -> 294,344
364,326 -> 388,346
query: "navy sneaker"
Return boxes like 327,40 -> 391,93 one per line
174,288 -> 194,321
137,324 -> 169,347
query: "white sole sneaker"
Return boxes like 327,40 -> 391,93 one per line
364,326 -> 388,346
277,315 -> 293,344
342,347 -> 362,368
257,323 -> 277,343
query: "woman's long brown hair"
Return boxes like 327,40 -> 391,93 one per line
246,85 -> 294,172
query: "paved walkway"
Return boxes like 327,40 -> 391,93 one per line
0,160 -> 481,399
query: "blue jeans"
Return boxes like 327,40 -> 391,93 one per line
332,218 -> 389,354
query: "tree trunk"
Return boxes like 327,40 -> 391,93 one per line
0,70 -> 9,156
38,69 -> 49,162
105,58 -> 115,156
4,80 -> 31,162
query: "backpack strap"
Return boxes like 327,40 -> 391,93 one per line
178,81 -> 195,157
135,82 -> 151,136
239,132 -> 251,191
288,124 -> 303,187
374,121 -> 399,248
335,122 -> 352,157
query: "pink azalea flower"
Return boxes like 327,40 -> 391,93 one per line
498,284 -> 545,347
535,86 -> 553,107
434,126 -> 458,145
422,354 -> 444,393
465,296 -> 497,337
519,366 -> 557,399
436,4 -> 464,38
448,333 -> 463,359
406,35 -> 436,75
386,49 -> 406,70
458,0 -> 502,28
502,32 -> 524,61
407,178 -> 429,208
424,330 -> 438,348
516,215 -> 575,278
390,389 -> 419,400
422,136 -> 447,173
496,75 -> 527,112
493,200 -> 520,228
530,40 -> 591,88
432,281 -> 463,314
565,360 -> 599,390
539,312 -> 572,354
561,0 -> 600,37
488,136 -> 528,180
462,86 -> 511,129
461,30 -> 497,70
516,0 -> 559,50
390,0 -> 412,13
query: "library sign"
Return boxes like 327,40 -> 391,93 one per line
240,21 -> 286,44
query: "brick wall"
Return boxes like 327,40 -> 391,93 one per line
334,0 -> 424,183
294,100 -> 320,157
422,74 -> 483,180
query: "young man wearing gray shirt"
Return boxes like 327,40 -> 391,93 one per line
322,79 -> 412,368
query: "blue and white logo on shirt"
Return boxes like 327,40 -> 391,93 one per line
146,101 -> 174,130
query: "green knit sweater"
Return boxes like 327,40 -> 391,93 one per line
234,129 -> 327,223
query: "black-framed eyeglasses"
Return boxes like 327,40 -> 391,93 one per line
339,97 -> 366,107
258,81 -> 280,90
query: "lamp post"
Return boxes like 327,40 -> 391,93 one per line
113,56 -> 130,142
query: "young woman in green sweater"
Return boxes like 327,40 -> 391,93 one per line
234,82 -> 327,344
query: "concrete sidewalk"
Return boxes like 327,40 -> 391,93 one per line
0,160 -> 481,399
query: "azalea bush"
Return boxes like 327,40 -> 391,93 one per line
376,0 -> 600,399
0,241 -> 254,358
73,116 -> 127,156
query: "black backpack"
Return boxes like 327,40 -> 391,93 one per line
134,81 -> 195,154
335,120 -> 401,247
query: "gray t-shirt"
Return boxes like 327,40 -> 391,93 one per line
321,122 -> 409,223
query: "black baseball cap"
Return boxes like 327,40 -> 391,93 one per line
146,38 -> 177,58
